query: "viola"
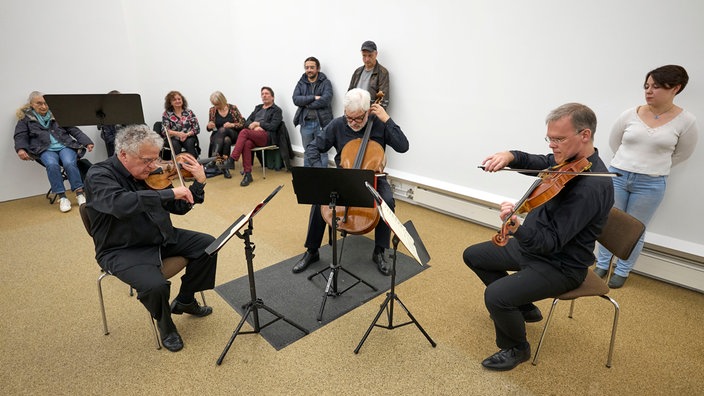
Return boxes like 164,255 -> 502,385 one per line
492,157 -> 593,246
320,92 -> 386,235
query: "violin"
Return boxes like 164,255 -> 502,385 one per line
145,153 -> 226,190
492,157 -> 592,246
320,91 -> 386,235
145,153 -> 197,190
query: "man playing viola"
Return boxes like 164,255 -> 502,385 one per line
292,88 -> 409,276
84,124 -> 217,352
463,103 -> 614,371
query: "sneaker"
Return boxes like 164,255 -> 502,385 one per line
608,274 -> 628,289
593,267 -> 608,278
76,194 -> 86,206
59,197 -> 72,212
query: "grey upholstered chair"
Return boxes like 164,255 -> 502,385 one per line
531,207 -> 645,368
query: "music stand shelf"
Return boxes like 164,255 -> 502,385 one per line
44,93 -> 145,127
291,167 -> 378,322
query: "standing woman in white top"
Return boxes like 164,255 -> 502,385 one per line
594,65 -> 698,288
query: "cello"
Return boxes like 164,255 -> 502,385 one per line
320,92 -> 386,235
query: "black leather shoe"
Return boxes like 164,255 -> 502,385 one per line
481,345 -> 531,371
161,331 -> 184,352
223,168 -> 232,179
521,306 -> 543,323
170,299 -> 213,317
372,251 -> 390,276
292,251 -> 319,273
240,172 -> 252,187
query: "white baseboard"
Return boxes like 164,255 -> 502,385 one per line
388,175 -> 704,293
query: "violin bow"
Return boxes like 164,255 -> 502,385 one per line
162,124 -> 187,187
477,166 -> 621,177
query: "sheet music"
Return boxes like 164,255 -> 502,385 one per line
204,185 -> 283,255
365,182 -> 426,266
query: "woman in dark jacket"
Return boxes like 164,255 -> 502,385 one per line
14,91 -> 94,213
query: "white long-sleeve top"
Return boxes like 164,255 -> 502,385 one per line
609,106 -> 698,176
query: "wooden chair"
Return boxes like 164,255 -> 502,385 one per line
79,204 -> 206,349
531,207 -> 645,368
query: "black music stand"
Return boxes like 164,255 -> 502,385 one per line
354,182 -> 436,353
291,167 -> 378,322
206,186 -> 308,366
43,93 -> 145,128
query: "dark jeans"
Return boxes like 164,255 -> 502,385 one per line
463,239 -> 581,349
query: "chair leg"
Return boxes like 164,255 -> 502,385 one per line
600,295 -> 620,368
568,299 -> 576,318
149,315 -> 162,350
97,272 -> 111,335
261,150 -> 267,179
531,298 -> 560,366
199,291 -> 208,307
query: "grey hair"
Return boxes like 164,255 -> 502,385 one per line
545,102 -> 597,139
343,88 -> 371,114
115,124 -> 163,155
16,91 -> 45,119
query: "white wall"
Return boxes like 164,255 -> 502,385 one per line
2,0 -> 702,257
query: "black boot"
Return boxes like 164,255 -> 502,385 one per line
240,172 -> 253,187
223,168 -> 232,179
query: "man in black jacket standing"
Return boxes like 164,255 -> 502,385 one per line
293,56 -> 333,167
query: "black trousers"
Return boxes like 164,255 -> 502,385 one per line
166,136 -> 199,158
101,228 -> 217,333
304,176 -> 394,252
463,239 -> 581,349
209,127 -> 238,157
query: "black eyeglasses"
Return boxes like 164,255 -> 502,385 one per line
345,114 -> 366,124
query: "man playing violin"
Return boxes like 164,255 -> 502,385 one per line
84,124 -> 217,352
292,88 -> 409,276
463,103 -> 614,371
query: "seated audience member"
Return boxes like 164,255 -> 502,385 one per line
161,90 -> 200,158
98,90 -> 122,157
206,91 -> 245,178
84,124 -> 217,352
230,86 -> 283,187
14,91 -> 94,213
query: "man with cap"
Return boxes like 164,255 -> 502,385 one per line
348,40 -> 390,108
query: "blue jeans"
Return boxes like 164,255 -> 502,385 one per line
300,119 -> 328,167
595,166 -> 667,277
40,148 -> 83,194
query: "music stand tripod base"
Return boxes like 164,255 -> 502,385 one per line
354,236 -> 436,353
290,167 -> 379,323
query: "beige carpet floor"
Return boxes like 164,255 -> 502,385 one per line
1,165 -> 703,395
